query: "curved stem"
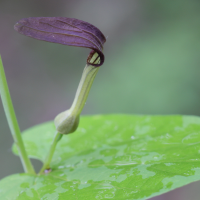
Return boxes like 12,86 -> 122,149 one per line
40,53 -> 100,173
39,132 -> 62,174
0,56 -> 35,174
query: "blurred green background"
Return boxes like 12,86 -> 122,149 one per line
0,0 -> 200,199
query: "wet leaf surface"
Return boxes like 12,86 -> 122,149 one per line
1,115 -> 200,199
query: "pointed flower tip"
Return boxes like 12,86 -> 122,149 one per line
14,17 -> 106,67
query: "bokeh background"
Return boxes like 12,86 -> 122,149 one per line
0,0 -> 200,199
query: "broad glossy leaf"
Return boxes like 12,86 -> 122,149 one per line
1,115 -> 200,199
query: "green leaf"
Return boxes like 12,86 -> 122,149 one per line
1,115 -> 200,199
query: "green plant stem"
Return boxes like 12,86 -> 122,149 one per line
39,132 -> 63,174
40,53 -> 100,174
40,65 -> 98,173
0,56 -> 35,174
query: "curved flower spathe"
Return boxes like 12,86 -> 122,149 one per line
14,17 -> 106,67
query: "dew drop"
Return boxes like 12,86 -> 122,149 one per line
131,136 -> 135,140
59,174 -> 64,176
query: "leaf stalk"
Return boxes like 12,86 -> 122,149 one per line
0,56 -> 35,174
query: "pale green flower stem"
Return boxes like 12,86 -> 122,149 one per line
0,56 -> 35,174
39,131 -> 63,174
39,53 -> 100,174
